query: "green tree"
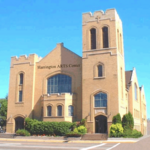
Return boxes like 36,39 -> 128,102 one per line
122,112 -> 134,130
0,99 -> 8,127
112,113 -> 122,125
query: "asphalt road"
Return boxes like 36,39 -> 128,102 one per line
0,135 -> 149,150
0,142 -> 119,150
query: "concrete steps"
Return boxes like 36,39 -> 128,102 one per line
81,133 -> 108,140
0,133 -> 16,138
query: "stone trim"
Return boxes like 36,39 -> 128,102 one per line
82,51 -> 117,59
11,62 -> 34,68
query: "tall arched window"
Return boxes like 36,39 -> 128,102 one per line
57,105 -> 62,116
120,67 -> 123,99
47,106 -> 52,116
18,72 -> 24,102
47,74 -> 72,94
135,83 -> 137,101
117,29 -> 120,50
102,27 -> 109,48
98,65 -> 103,77
41,107 -> 43,117
68,105 -> 74,116
20,73 -> 23,85
90,28 -> 96,49
95,92 -> 107,107
120,34 -> 122,54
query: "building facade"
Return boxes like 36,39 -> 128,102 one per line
6,9 -> 147,135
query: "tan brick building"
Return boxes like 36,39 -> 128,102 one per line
6,8 -> 147,135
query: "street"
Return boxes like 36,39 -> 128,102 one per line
0,135 -> 149,150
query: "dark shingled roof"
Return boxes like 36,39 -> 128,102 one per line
125,70 -> 132,89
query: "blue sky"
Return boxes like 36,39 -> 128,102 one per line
0,0 -> 150,118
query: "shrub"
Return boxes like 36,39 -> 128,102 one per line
80,119 -> 86,126
72,122 -> 77,130
16,129 -> 30,136
109,123 -> 124,137
123,128 -> 132,137
25,118 -> 73,136
131,129 -> 142,138
73,128 -> 78,133
55,122 -> 72,135
112,113 -> 122,125
123,129 -> 142,138
77,125 -> 87,134
122,112 -> 134,130
66,131 -> 82,137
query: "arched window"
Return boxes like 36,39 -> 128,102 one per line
90,28 -> 96,49
102,27 -> 109,48
135,83 -> 137,101
68,105 -> 74,116
47,74 -> 72,94
120,33 -> 122,54
57,105 -> 62,116
18,73 -> 24,102
47,106 -> 52,116
98,65 -> 102,77
117,29 -> 120,50
41,107 -> 43,117
94,92 -> 107,107
20,73 -> 23,85
120,67 -> 123,99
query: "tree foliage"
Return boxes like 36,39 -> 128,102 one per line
112,113 -> 122,125
122,112 -> 134,130
0,99 -> 8,127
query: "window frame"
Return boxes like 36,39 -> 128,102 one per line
90,28 -> 96,50
47,105 -> 52,117
57,105 -> 62,116
68,105 -> 74,116
134,83 -> 138,101
47,74 -> 72,94
94,62 -> 105,79
19,91 -> 23,102
102,26 -> 109,48
94,92 -> 107,108
19,73 -> 24,85
98,65 -> 103,77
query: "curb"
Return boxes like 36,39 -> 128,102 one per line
0,138 -> 67,143
0,138 -> 137,143
68,140 -> 137,143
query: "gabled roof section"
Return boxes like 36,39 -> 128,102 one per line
38,43 -> 81,64
125,70 -> 132,89
63,45 -> 82,58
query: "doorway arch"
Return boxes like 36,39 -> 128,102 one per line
95,115 -> 107,133
15,117 -> 24,132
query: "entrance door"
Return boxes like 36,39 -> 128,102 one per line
95,115 -> 107,133
15,117 -> 24,132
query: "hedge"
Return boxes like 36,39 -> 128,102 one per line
25,118 -> 73,136
66,131 -> 82,137
16,129 -> 30,136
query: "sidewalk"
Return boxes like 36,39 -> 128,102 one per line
0,135 -> 144,143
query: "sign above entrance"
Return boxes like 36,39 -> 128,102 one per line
37,64 -> 81,69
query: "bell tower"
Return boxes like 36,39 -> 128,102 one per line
82,9 -> 126,133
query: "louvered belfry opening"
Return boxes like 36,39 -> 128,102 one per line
102,27 -> 109,48
90,28 -> 96,49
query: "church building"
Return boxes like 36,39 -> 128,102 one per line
6,9 -> 147,135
